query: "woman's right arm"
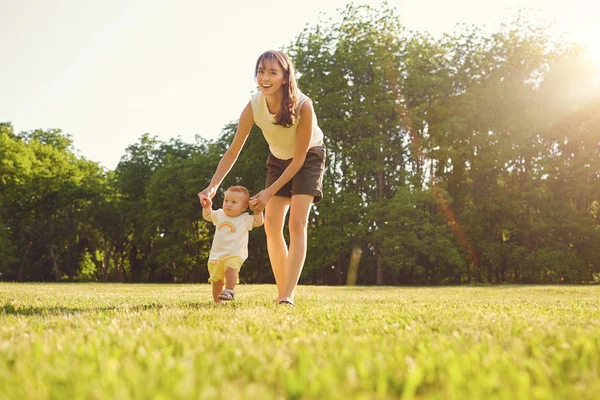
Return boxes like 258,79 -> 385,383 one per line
198,102 -> 254,206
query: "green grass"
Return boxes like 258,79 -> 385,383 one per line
1,284 -> 599,400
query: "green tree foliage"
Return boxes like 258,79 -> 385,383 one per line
1,4 -> 598,284
0,123 -> 30,276
291,5 -> 411,284
0,124 -> 107,281
289,4 -> 599,284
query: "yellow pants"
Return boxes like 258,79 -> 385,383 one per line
207,255 -> 243,284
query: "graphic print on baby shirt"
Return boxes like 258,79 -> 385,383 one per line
218,221 -> 235,233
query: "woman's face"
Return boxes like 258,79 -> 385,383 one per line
256,58 -> 287,96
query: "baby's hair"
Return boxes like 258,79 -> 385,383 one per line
255,50 -> 299,128
226,185 -> 250,202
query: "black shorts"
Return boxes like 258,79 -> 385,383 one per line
265,146 -> 326,203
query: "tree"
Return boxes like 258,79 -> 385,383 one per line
291,4 -> 409,284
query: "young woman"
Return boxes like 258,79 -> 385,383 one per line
198,50 -> 325,307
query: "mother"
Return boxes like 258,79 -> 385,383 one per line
198,50 -> 326,307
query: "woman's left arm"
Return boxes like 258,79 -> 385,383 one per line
250,101 -> 313,212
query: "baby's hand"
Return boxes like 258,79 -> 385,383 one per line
249,198 -> 259,212
249,190 -> 271,213
198,193 -> 212,209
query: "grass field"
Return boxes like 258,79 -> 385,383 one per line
1,284 -> 599,400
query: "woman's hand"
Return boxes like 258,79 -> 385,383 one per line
198,187 -> 217,208
200,196 -> 212,210
249,189 -> 273,213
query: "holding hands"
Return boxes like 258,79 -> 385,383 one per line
199,186 -> 273,213
198,187 -> 215,209
249,189 -> 273,213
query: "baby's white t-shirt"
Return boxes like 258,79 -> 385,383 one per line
208,209 -> 255,261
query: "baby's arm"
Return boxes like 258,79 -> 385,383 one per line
252,210 -> 264,227
202,197 -> 213,222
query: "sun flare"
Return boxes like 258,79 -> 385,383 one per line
565,22 -> 600,65
585,41 -> 600,64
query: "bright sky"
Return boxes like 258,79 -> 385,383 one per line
1,0 -> 596,170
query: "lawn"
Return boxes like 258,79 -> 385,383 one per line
1,283 -> 599,399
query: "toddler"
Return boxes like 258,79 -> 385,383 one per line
201,186 -> 264,303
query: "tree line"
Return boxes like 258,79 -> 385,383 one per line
1,4 -> 598,284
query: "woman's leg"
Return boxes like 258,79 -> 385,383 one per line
282,194 -> 314,300
264,196 -> 291,300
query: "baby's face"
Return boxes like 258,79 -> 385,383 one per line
222,190 -> 248,217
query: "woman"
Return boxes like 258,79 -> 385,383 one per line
198,50 -> 325,306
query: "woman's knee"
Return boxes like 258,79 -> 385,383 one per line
288,215 -> 308,237
264,197 -> 290,235
288,196 -> 312,237
264,213 -> 284,235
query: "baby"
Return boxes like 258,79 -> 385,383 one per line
200,186 -> 264,303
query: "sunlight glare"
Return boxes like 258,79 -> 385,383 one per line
580,35 -> 600,64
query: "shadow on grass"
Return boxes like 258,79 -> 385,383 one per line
1,301 -> 218,316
